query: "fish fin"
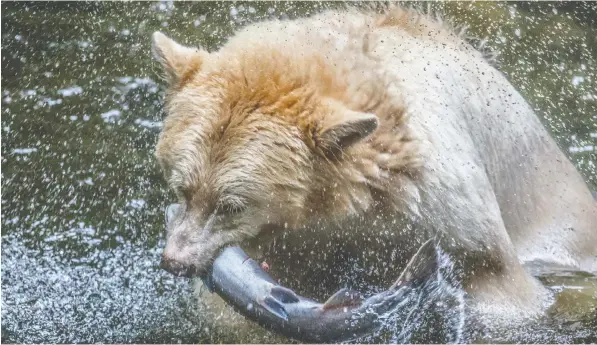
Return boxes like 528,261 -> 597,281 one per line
261,296 -> 289,321
258,286 -> 299,321
322,288 -> 364,310
270,286 -> 300,304
390,239 -> 438,290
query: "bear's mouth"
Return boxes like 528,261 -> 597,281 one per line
159,258 -> 204,278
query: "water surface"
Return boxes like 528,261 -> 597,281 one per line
2,2 -> 596,343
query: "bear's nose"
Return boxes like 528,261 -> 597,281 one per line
160,256 -> 193,277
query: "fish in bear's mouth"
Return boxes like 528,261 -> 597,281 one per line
162,203 -> 440,343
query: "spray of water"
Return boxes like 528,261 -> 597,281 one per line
347,244 -> 467,344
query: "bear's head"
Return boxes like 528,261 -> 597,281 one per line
152,32 -> 382,277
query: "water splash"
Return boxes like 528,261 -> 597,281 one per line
1,234 -> 210,343
353,245 -> 467,344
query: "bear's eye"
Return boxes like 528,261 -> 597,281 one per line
216,204 -> 245,216
215,198 -> 246,216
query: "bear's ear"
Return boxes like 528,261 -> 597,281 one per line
317,100 -> 379,159
151,32 -> 208,85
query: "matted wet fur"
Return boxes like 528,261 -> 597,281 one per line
152,3 -> 597,340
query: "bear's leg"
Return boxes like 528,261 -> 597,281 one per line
409,158 -> 552,321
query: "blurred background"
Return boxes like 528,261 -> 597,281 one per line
2,1 -> 596,343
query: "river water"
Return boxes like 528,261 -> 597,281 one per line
2,2 -> 596,343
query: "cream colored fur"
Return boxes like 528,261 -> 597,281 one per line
152,5 -> 597,338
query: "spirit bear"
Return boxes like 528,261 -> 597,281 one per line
151,5 -> 597,336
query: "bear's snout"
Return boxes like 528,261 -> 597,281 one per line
160,254 -> 198,277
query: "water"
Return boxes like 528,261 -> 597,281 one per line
2,1 -> 596,343
361,246 -> 467,344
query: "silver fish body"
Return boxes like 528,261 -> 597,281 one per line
202,241 -> 438,342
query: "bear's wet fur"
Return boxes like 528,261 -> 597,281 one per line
152,4 -> 597,337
